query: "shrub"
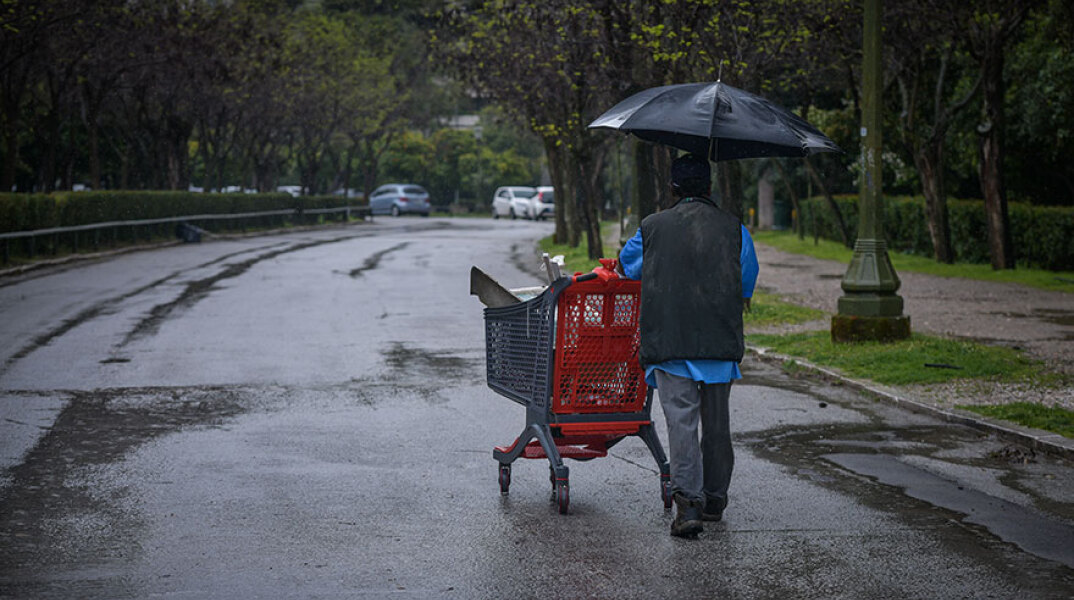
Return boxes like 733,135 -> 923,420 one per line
800,195 -> 1074,271
0,191 -> 361,233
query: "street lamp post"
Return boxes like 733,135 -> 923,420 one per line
831,0 -> 911,343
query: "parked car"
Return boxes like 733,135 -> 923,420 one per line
369,183 -> 431,217
527,186 -> 555,220
491,186 -> 537,219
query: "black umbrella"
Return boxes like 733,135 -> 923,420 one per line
588,82 -> 841,161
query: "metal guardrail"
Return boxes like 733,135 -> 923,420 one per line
1,204 -> 371,264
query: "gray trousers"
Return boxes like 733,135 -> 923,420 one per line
654,370 -> 734,505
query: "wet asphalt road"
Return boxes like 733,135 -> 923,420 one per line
1,218 -> 1073,599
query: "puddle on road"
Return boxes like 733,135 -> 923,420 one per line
747,418 -> 1074,571
987,308 -> 1074,328
742,361 -> 1074,571
372,342 -> 483,404
121,235 -> 362,346
2,236 -> 365,373
3,271 -> 179,372
824,453 -> 1074,569
1033,308 -> 1074,328
0,386 -> 247,572
346,242 -> 410,278
984,308 -> 1074,341
382,342 -> 481,381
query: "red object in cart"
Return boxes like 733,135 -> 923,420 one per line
484,260 -> 671,514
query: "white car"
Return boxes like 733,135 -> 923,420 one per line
491,186 -> 537,219
527,186 -> 555,220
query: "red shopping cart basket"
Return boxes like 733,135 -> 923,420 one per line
484,261 -> 671,514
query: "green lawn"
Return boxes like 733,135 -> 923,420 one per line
747,330 -> 1047,386
752,230 -> 1074,293
959,403 -> 1074,439
744,291 -> 828,328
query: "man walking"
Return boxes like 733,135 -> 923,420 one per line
618,153 -> 758,538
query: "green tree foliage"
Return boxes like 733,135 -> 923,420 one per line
437,0 -> 638,256
0,0 -> 451,196
1006,0 -> 1074,205
4,0 -> 1074,278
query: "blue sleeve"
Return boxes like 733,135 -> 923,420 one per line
619,228 -> 643,280
741,225 -> 758,298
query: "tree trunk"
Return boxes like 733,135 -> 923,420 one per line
915,142 -> 954,263
62,118 -> 75,190
632,142 -> 658,220
165,117 -> 191,191
576,146 -> 606,260
549,142 -> 579,247
40,107 -> 59,192
80,83 -> 110,191
979,46 -> 1014,270
87,121 -> 101,190
1,120 -> 16,191
803,155 -> 850,246
545,140 -> 569,244
564,157 -> 581,248
119,149 -> 130,190
717,160 -> 744,220
769,159 -> 802,238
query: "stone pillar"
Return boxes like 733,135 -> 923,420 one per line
757,179 -> 775,230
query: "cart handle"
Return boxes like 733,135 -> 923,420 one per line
571,258 -> 621,284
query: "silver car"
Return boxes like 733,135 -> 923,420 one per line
369,184 -> 431,217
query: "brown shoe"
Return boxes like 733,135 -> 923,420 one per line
670,494 -> 703,538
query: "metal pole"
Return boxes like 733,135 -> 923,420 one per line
832,0 -> 910,342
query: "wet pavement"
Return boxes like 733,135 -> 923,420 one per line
1,218 -> 1073,598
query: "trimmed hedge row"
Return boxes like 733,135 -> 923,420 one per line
799,195 -> 1074,271
0,191 -> 359,233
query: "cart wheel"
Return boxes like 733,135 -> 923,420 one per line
661,478 -> 673,510
555,481 -> 570,514
498,464 -> 511,495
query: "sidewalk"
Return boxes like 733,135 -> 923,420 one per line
748,241 -> 1074,457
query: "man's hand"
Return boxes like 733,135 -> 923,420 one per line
744,297 -> 752,313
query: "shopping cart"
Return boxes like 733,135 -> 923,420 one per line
484,259 -> 671,514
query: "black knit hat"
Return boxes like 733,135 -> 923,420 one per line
671,154 -> 711,194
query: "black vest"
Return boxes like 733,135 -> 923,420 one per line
639,197 -> 744,365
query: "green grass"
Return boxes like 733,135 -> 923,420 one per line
744,291 -> 828,328
959,403 -> 1074,438
747,330 -> 1046,386
752,230 -> 1074,292
538,222 -> 619,275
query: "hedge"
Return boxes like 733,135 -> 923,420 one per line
0,191 -> 359,233
799,195 -> 1074,271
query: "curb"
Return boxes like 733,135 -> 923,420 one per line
746,345 -> 1074,462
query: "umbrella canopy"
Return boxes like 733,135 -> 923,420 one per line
588,82 -> 841,161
